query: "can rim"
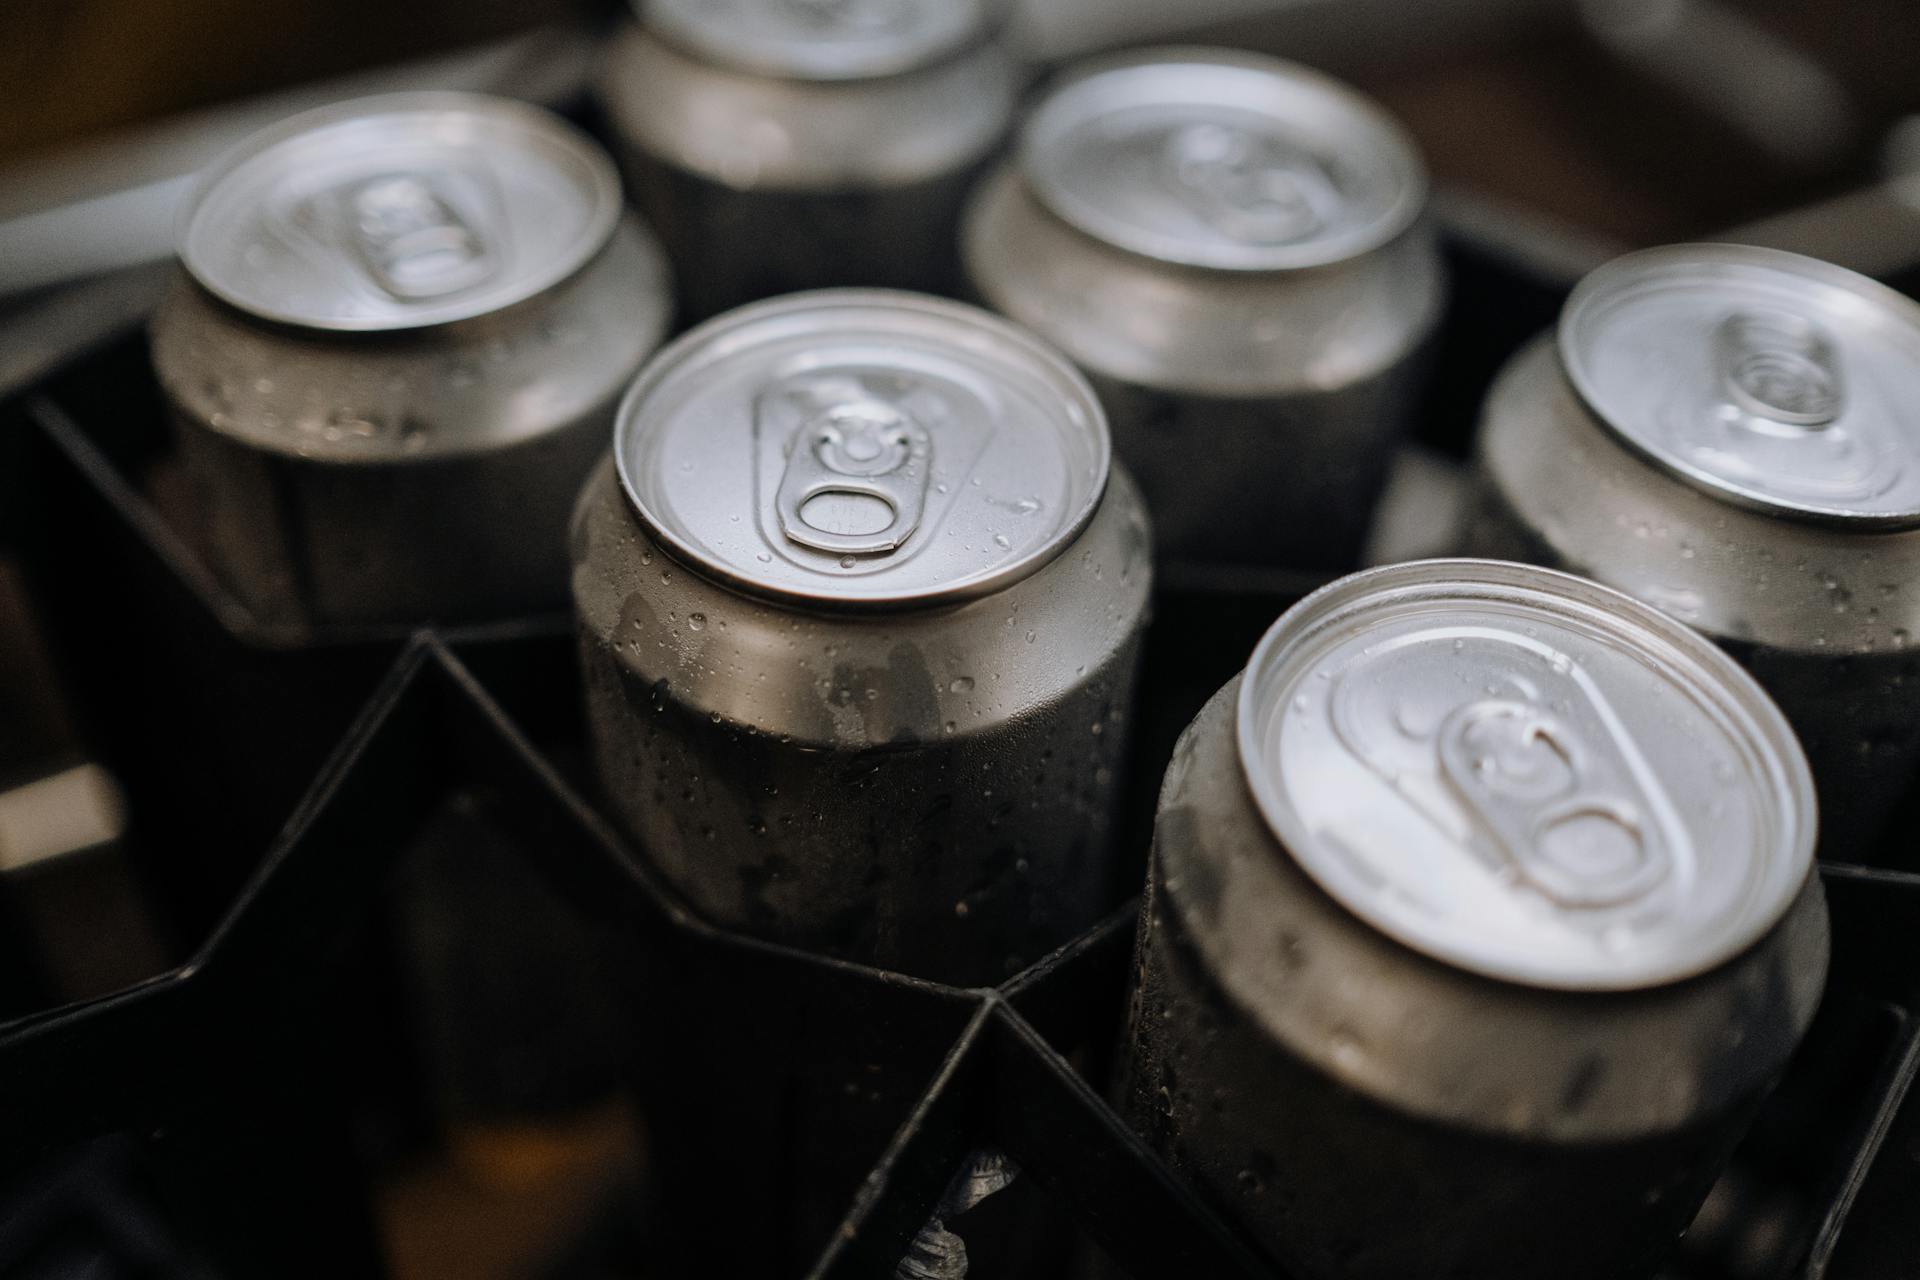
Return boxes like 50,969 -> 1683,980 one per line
613,288 -> 1112,612
179,91 -> 624,334
634,0 -> 1001,83
1236,558 -> 1817,992
1558,242 -> 1920,530
1019,46 -> 1427,274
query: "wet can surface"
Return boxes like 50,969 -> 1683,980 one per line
572,290 -> 1151,985
963,49 -> 1444,576
1464,244 -> 1920,862
150,92 -> 673,634
598,0 -> 1020,323
1124,559 -> 1826,1280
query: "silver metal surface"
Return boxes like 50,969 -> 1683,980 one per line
572,457 -> 1150,984
643,0 -> 993,81
1466,307 -> 1920,862
574,290 -> 1150,983
1238,559 -> 1813,991
157,217 -> 670,462
613,291 -> 1108,609
1122,671 -> 1827,1278
1020,49 -> 1424,272
181,93 -> 622,333
152,100 -> 672,630
0,26 -> 596,301
964,49 -> 1442,573
1560,244 -> 1920,528
597,17 -> 1017,319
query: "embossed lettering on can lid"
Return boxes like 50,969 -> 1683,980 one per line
1237,559 -> 1814,991
1019,48 -> 1425,273
182,92 -> 623,332
1561,243 -> 1920,528
615,290 -> 1109,609
639,0 -> 991,81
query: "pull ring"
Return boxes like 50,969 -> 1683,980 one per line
775,401 -> 932,556
1436,699 -> 1672,909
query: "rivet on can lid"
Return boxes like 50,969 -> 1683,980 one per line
1019,49 -> 1426,273
614,290 -> 1110,609
1560,243 -> 1920,528
639,0 -> 992,81
1236,559 -> 1814,992
181,92 -> 623,332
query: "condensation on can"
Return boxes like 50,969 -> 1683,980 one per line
964,48 -> 1445,576
1122,560 -> 1826,1279
572,290 -> 1152,984
149,92 -> 674,634
597,0 -> 1020,323
1464,243 -> 1920,863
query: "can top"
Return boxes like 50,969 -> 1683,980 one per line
1019,48 -> 1425,273
614,290 -> 1110,609
180,92 -> 623,333
1561,243 -> 1920,528
1237,559 -> 1814,992
638,0 -> 993,81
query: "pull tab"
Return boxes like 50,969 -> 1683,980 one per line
1161,123 -> 1340,245
1436,700 -> 1671,909
775,400 -> 931,556
346,174 -> 496,301
1717,308 -> 1844,428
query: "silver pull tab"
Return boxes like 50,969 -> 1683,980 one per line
346,174 -> 496,301
1162,123 -> 1340,245
1717,308 -> 1844,428
775,400 -> 931,556
1436,699 -> 1671,909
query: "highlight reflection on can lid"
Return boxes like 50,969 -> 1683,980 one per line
1020,49 -> 1425,273
1561,244 -> 1920,528
1237,560 -> 1814,992
640,0 -> 991,81
181,93 -> 623,332
614,290 -> 1110,609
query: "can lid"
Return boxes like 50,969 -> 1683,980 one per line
1561,244 -> 1920,528
1019,49 -> 1425,273
614,290 -> 1110,609
639,0 -> 991,81
181,92 -> 622,333
1237,559 -> 1814,992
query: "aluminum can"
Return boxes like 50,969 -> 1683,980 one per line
963,49 -> 1444,576
1123,559 -> 1827,1280
1464,244 -> 1920,862
150,92 -> 673,633
597,0 -> 1020,323
573,290 -> 1151,985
